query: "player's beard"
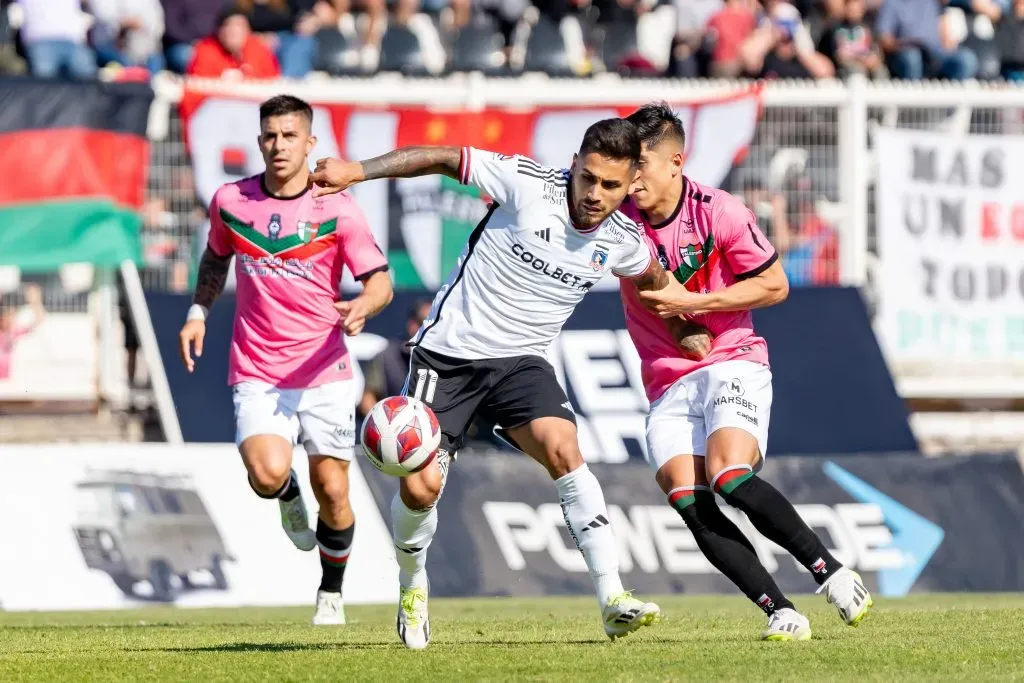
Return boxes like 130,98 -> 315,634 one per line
570,201 -> 607,229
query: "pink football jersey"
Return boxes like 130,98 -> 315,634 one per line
620,177 -> 777,403
207,175 -> 387,388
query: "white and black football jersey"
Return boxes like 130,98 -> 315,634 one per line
411,147 -> 651,360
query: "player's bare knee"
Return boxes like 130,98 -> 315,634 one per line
248,460 -> 290,493
400,468 -> 441,510
654,455 -> 708,494
313,474 -> 350,510
544,440 -> 584,479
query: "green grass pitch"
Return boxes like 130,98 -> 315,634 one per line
2,594 -> 1022,682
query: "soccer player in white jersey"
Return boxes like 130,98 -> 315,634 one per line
311,119 -> 674,649
621,103 -> 873,640
178,96 -> 394,625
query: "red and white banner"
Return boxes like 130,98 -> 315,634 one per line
184,92 -> 763,290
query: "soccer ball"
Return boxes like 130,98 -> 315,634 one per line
360,396 -> 441,477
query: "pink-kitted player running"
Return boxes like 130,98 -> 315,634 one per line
620,103 -> 873,642
178,95 -> 393,626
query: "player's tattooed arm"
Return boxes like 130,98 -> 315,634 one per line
310,148 -> 462,197
359,146 -> 462,181
630,260 -> 671,292
192,246 -> 232,309
631,261 -> 714,360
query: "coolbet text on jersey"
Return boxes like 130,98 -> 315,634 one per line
208,176 -> 388,388
412,147 -> 652,358
620,177 -> 778,403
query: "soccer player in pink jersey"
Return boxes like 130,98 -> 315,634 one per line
621,103 -> 873,640
177,95 -> 393,626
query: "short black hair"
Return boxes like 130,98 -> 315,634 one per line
578,118 -> 641,164
259,95 -> 313,127
625,101 -> 686,149
217,6 -> 249,28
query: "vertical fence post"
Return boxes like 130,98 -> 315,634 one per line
848,74 -> 870,287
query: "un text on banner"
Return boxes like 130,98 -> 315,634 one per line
875,127 -> 1024,362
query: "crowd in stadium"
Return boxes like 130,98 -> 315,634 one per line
1,0 -> 1023,81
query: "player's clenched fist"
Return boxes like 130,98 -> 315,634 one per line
178,319 -> 205,373
310,157 -> 363,197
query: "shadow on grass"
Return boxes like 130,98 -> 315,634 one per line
154,638 -> 610,653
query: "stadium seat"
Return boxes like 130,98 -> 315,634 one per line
379,26 -> 430,76
522,17 -> 575,77
313,29 -> 363,76
451,20 -> 506,73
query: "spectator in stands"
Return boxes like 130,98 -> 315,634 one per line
88,0 -> 166,73
15,0 -> 97,79
705,0 -> 758,76
671,0 -> 723,77
779,173 -> 838,285
334,0 -> 388,49
477,0 -> 529,44
187,7 -> 281,79
160,0 -> 232,73
0,284 -> 44,382
593,0 -> 648,23
876,0 -> 978,79
818,0 -> 886,77
741,1 -> 836,78
237,0 -> 344,78
359,299 -> 432,417
995,0 -> 1024,80
742,174 -> 793,256
0,0 -> 26,74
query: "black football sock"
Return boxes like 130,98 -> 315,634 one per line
714,466 -> 843,585
317,519 -> 355,593
250,469 -> 301,501
670,486 -> 795,615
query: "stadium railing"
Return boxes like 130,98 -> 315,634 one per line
143,74 -> 1024,400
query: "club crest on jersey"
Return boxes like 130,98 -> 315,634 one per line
589,247 -> 609,272
268,213 -> 282,241
297,221 -> 320,243
679,243 -> 708,270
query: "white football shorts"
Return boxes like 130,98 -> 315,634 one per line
645,359 -> 772,473
232,380 -> 357,459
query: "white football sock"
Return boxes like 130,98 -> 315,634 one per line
391,493 -> 437,590
554,463 -> 624,606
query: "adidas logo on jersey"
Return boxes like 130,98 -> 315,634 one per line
534,228 -> 550,242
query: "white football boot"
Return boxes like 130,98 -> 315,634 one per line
762,607 -> 812,641
601,591 -> 662,640
278,470 -> 316,552
312,590 -> 346,625
820,567 -> 874,626
397,585 -> 430,650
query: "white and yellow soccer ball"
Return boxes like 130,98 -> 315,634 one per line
360,396 -> 441,477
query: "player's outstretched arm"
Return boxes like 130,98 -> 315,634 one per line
178,246 -> 232,373
311,147 -> 461,197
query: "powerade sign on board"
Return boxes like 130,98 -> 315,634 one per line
361,452 -> 1024,598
